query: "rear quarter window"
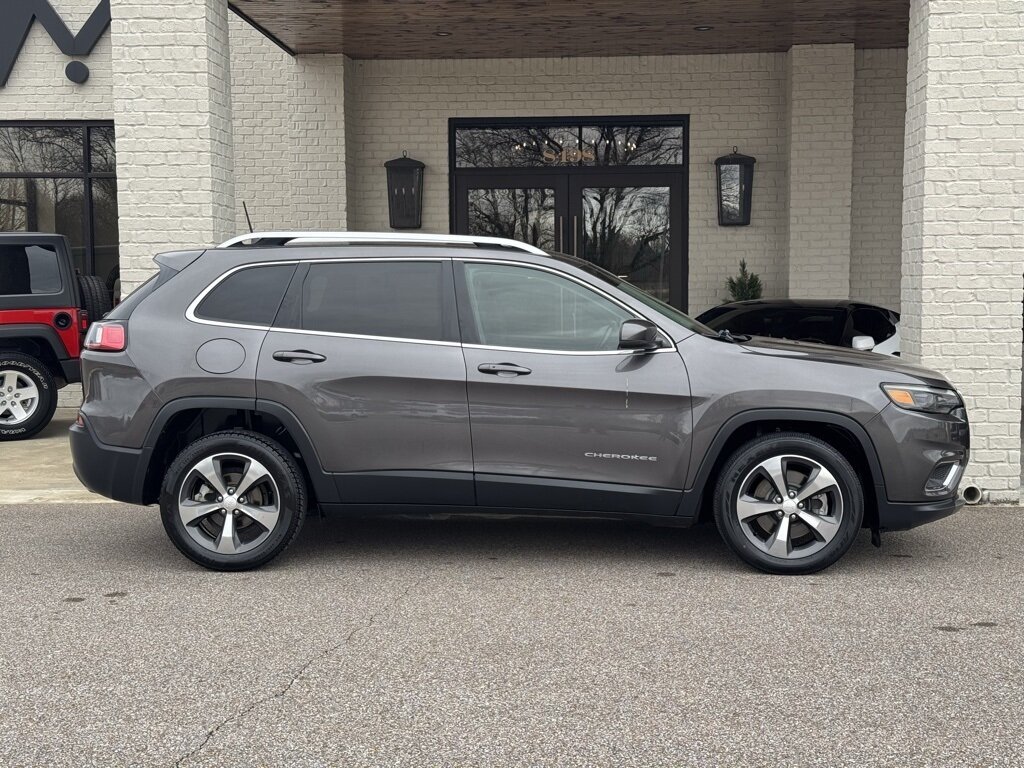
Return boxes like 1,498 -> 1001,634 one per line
194,264 -> 297,326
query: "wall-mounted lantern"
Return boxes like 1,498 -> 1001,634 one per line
715,148 -> 756,226
385,151 -> 425,229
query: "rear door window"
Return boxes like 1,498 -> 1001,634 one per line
299,260 -> 456,343
0,244 -> 61,295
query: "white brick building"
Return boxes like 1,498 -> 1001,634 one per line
1,0 -> 1022,500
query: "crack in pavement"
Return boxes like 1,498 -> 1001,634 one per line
172,578 -> 422,768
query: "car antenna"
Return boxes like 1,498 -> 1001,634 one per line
242,201 -> 254,234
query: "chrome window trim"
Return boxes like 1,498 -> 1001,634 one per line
185,257 -> 460,347
185,255 -> 678,355
456,258 -> 677,354
461,342 -> 675,357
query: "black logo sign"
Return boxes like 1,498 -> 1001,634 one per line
0,0 -> 110,87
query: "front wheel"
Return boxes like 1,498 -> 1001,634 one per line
713,432 -> 864,575
160,431 -> 306,571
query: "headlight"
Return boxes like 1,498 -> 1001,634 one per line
882,383 -> 962,415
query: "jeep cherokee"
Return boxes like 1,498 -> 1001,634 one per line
70,232 -> 969,574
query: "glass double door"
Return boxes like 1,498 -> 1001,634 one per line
454,170 -> 686,308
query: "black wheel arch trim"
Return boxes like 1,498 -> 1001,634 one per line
138,396 -> 339,504
0,324 -> 72,359
678,408 -> 887,519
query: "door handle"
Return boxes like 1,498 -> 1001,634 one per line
273,349 -> 326,364
478,362 -> 532,377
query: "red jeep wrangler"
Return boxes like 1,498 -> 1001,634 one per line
0,234 -> 111,440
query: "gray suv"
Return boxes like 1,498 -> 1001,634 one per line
70,232 -> 969,574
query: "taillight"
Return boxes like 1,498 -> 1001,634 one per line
78,309 -> 90,333
84,322 -> 126,352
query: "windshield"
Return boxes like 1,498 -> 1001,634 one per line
545,251 -> 713,335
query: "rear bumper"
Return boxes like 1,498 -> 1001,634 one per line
70,419 -> 148,505
877,495 -> 963,531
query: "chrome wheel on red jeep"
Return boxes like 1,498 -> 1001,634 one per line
0,353 -> 57,441
0,369 -> 40,426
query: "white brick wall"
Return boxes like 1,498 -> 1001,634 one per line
902,0 -> 1024,501
851,49 -> 907,312
0,0 -> 113,120
344,53 -> 790,314
786,44 -> 855,299
291,55 -> 347,229
110,0 -> 235,292
229,18 -> 346,233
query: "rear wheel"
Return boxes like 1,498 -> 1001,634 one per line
713,432 -> 864,574
160,431 -> 306,571
0,352 -> 57,441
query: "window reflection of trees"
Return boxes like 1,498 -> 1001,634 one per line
0,126 -> 84,174
583,186 -> 670,301
718,165 -> 741,223
456,124 -> 683,168
467,187 -> 556,249
456,127 -> 578,168
582,126 -> 683,166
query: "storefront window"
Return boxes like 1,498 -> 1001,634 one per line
454,120 -> 686,169
0,122 -> 117,283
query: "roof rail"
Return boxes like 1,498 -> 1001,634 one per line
216,231 -> 548,256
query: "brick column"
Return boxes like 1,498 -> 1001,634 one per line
786,44 -> 855,298
110,0 -> 235,290
291,55 -> 347,229
902,0 -> 1024,502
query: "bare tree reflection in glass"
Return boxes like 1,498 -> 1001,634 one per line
582,186 -> 671,301
718,164 -> 742,224
467,187 -> 556,250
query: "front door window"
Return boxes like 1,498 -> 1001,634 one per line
460,262 -> 632,352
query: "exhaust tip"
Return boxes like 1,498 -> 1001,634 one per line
961,485 -> 984,505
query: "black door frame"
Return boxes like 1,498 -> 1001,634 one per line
448,114 -> 690,310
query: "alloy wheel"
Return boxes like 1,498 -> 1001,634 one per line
177,452 -> 281,555
0,369 -> 40,426
734,454 -> 844,560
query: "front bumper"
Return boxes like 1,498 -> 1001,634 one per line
877,495 -> 963,531
70,418 -> 148,505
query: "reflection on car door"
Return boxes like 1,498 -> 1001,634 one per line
455,260 -> 692,515
256,257 -> 474,505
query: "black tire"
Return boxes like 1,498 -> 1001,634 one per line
159,430 -> 306,571
0,351 -> 58,441
77,273 -> 112,321
713,432 -> 864,575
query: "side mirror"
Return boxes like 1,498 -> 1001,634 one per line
851,335 -> 875,352
619,319 -> 662,351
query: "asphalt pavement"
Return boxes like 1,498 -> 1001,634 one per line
0,503 -> 1021,767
